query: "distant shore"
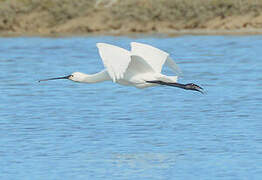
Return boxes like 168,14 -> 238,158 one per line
1,0 -> 262,36
1,29 -> 262,38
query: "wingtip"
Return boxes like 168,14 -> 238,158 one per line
97,43 -> 116,49
131,42 -> 142,46
130,42 -> 142,48
96,43 -> 103,48
96,43 -> 109,48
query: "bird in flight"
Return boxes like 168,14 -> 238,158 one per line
39,42 -> 204,93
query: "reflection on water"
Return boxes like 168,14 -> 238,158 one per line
1,36 -> 262,179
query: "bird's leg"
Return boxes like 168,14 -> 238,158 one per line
146,80 -> 204,94
147,80 -> 186,88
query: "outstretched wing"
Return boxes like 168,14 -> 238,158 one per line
165,56 -> 183,76
97,43 -> 131,82
131,42 -> 182,76
129,55 -> 155,75
131,42 -> 167,73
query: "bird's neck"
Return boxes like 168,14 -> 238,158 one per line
80,70 -> 111,83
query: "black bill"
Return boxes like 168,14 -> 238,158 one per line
38,75 -> 71,82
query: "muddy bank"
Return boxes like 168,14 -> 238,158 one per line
0,0 -> 262,36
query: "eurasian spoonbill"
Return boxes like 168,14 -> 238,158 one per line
39,42 -> 204,93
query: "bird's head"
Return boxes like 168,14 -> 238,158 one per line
69,72 -> 86,82
184,83 -> 204,94
38,72 -> 85,82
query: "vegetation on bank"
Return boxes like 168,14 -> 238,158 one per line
0,0 -> 262,35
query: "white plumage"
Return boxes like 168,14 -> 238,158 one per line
94,42 -> 181,88
39,42 -> 203,93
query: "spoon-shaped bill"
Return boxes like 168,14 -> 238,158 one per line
38,75 -> 71,82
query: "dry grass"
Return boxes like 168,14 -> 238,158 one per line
0,0 -> 262,34
0,0 -> 96,29
111,0 -> 262,22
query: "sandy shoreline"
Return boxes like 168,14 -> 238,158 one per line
1,29 -> 262,37
1,0 -> 262,36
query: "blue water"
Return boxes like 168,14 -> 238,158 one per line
1,36 -> 262,179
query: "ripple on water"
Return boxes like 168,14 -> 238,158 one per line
1,36 -> 262,180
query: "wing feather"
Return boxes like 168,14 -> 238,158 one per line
131,42 -> 167,73
165,56 -> 183,76
131,42 -> 182,76
97,43 -> 131,82
129,55 -> 155,74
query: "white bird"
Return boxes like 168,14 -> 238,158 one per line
39,42 -> 203,93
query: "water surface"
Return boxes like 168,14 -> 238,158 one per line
1,36 -> 262,179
